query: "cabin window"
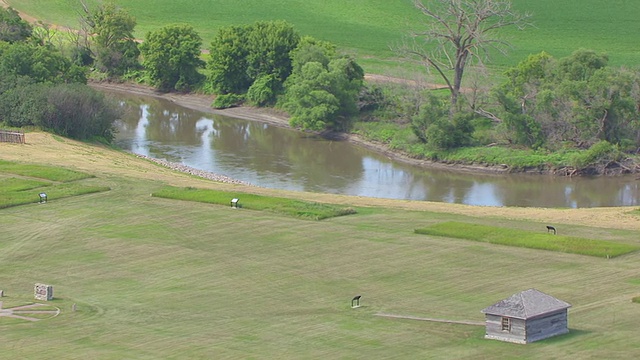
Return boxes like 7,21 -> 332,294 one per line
501,317 -> 511,332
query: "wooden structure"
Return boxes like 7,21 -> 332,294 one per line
34,283 -> 54,301
0,129 -> 25,144
481,289 -> 571,344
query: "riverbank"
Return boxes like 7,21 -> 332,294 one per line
92,81 -> 511,176
3,131 -> 639,230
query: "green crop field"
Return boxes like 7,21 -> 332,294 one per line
1,134 -> 640,358
7,0 -> 640,75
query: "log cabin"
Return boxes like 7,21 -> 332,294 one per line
481,289 -> 571,344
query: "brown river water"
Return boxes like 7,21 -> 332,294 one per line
109,91 -> 640,208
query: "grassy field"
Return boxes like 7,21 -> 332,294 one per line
6,0 -> 640,75
1,133 -> 640,358
0,161 -> 109,208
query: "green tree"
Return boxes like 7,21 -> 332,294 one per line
245,21 -> 300,82
139,24 -> 205,92
556,49 -> 608,82
290,36 -> 336,74
207,25 -> 250,94
85,2 -> 140,76
405,0 -> 530,113
497,50 -> 640,150
0,7 -> 31,43
0,42 -> 86,84
282,56 -> 364,132
207,20 -> 300,96
282,62 -> 340,131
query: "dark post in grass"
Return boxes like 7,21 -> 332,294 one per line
351,295 -> 362,308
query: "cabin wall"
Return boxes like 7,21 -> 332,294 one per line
526,310 -> 568,343
484,314 -> 526,344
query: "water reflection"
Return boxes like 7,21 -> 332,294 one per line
109,91 -> 640,208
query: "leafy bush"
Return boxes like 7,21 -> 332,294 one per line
246,74 -> 281,106
570,140 -> 621,168
212,93 -> 244,109
0,83 -> 120,142
0,42 -> 87,84
282,57 -> 364,131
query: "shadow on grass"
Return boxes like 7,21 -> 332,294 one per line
539,328 -> 593,344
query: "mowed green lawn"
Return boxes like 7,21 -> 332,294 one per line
8,0 -> 640,73
1,167 -> 640,358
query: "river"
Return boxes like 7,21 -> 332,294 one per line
109,90 -> 640,208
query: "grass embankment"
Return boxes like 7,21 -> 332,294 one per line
415,222 -> 639,258
153,185 -> 356,220
353,123 -> 571,171
8,0 -> 640,74
0,160 -> 109,208
1,133 -> 640,358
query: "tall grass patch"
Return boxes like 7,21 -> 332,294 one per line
415,221 -> 638,258
0,160 -> 94,182
152,186 -> 356,220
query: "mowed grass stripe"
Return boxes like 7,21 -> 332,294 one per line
415,221 -> 639,257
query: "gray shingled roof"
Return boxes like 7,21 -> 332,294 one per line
481,289 -> 571,319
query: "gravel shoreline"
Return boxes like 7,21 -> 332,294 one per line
134,154 -> 254,186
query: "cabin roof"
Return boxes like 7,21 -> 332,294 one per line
481,289 -> 571,319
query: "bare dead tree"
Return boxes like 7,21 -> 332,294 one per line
404,0 -> 531,114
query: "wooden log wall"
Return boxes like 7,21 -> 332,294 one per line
0,130 -> 25,144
